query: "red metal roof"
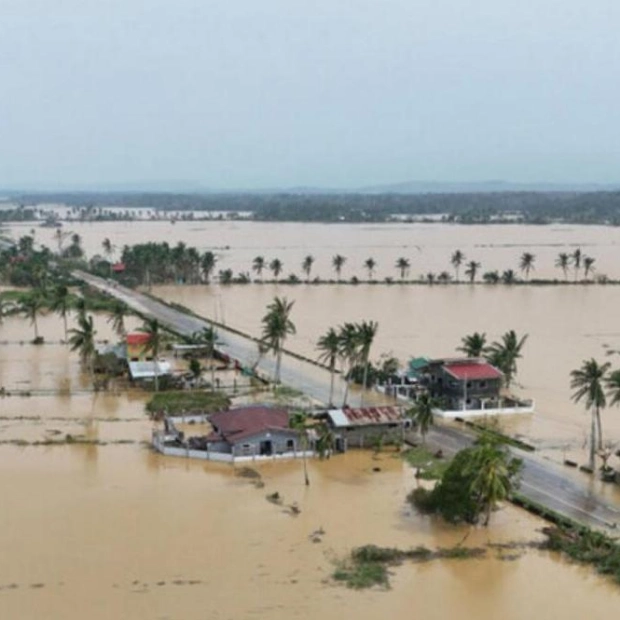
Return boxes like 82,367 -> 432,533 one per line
112,262 -> 126,272
209,406 -> 291,443
127,333 -> 151,345
443,362 -> 502,380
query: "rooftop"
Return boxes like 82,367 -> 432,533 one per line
209,406 -> 291,443
326,406 -> 403,428
127,333 -> 151,346
442,360 -> 503,381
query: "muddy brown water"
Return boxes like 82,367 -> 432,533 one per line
3,222 -> 620,617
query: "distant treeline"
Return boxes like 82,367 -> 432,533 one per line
5,191 -> 620,224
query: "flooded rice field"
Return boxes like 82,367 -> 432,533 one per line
3,221 -> 620,618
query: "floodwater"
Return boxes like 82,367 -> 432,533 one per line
3,220 -> 620,618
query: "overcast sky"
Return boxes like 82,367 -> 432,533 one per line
1,0 -> 620,189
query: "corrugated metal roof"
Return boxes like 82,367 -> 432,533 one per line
327,406 -> 403,428
443,362 -> 502,380
128,360 -> 171,379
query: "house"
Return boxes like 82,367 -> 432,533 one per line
126,332 -> 151,361
323,406 -> 405,451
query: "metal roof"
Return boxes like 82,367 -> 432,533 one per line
128,360 -> 171,379
326,406 -> 403,428
443,362 -> 502,380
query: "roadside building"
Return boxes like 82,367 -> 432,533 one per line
126,332 -> 152,361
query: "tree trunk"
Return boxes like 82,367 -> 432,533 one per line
328,364 -> 335,407
589,410 -> 597,470
63,313 -> 68,342
595,406 -> 603,450
275,349 -> 282,384
33,316 -> 39,340
210,344 -> 216,392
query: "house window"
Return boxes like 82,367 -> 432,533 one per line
286,439 -> 295,451
466,381 -> 472,389
242,443 -> 251,455
480,381 -> 487,388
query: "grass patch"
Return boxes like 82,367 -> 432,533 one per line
402,446 -> 450,480
145,390 -> 231,417
333,561 -> 389,590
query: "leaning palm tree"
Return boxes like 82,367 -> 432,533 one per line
252,256 -> 266,279
317,327 -> 340,406
364,257 -> 377,280
464,260 -> 481,283
407,392 -> 436,444
269,258 -> 283,282
338,322 -> 361,407
68,313 -> 97,377
50,284 -> 72,341
356,320 -> 378,398
451,250 -> 465,282
290,411 -> 310,486
395,257 -> 410,280
486,330 -> 528,388
583,256 -> 595,281
107,300 -> 129,337
301,255 -> 315,282
21,292 -> 44,341
519,252 -> 535,281
457,332 -> 487,358
332,255 -> 346,281
555,252 -> 571,281
260,297 -> 296,384
139,319 -> 163,391
570,359 -> 610,470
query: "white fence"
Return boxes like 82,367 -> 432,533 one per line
433,400 -> 535,419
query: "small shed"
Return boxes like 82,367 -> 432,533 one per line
128,360 -> 172,381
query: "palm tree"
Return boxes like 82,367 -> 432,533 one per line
261,297 -> 296,384
573,248 -> 582,281
201,251 -> 217,284
290,411 -> 310,486
395,257 -> 410,280
102,237 -> 114,270
192,326 -> 220,390
570,359 -> 610,470
332,255 -> 346,281
338,322 -> 361,407
555,252 -> 571,281
464,260 -> 481,283
139,319 -> 163,391
107,300 -> 129,337
252,256 -> 266,279
458,332 -> 487,358
22,292 -> 44,341
364,257 -> 377,280
269,258 -> 283,281
519,252 -> 535,281
68,313 -> 97,377
317,327 -> 340,406
407,393 -> 436,444
486,330 -> 528,388
483,271 -> 500,284
451,250 -> 465,282
356,320 -> 379,400
50,284 -> 72,341
301,255 -> 315,282
583,256 -> 595,281
502,269 -> 517,285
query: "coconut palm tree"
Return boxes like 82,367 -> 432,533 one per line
139,318 -> 163,391
107,300 -> 129,337
338,322 -> 361,407
573,248 -> 582,280
486,330 -> 528,388
356,320 -> 379,399
252,256 -> 266,279
464,260 -> 481,283
316,327 -> 340,406
269,258 -> 283,282
451,250 -> 465,282
301,255 -> 315,282
261,296 -> 296,384
332,255 -> 346,281
555,252 -> 571,281
201,251 -> 217,284
21,292 -> 44,341
502,269 -> 517,285
364,257 -> 376,280
50,284 -> 72,341
519,252 -> 535,281
570,359 -> 610,470
395,257 -> 410,280
407,392 -> 436,444
289,411 -> 310,486
191,326 -> 220,390
68,313 -> 97,377
457,332 -> 487,358
606,369 -> 620,407
583,256 -> 595,281
102,237 -> 114,272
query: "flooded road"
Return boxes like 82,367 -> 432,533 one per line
3,221 -> 620,618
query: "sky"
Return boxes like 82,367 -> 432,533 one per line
1,0 -> 620,190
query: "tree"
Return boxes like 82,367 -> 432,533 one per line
21,291 -> 44,341
483,271 -> 500,284
290,411 -> 311,486
302,255 -> 315,282
364,257 -> 377,280
395,257 -> 410,280
191,326 -> 220,390
317,327 -> 340,406
68,313 -> 97,377
252,256 -> 266,279
356,320 -> 379,399
451,250 -> 465,282
261,297 -> 296,384
573,248 -> 582,281
501,269 -> 517,285
189,358 -> 202,381
201,251 -> 217,284
332,254 -> 346,280
102,237 -> 114,271
457,332 -> 487,358
486,330 -> 528,388
50,284 -> 72,341
108,300 -> 129,337
583,256 -> 595,281
464,260 -> 480,283
519,252 -> 535,281
269,258 -> 283,281
338,322 -> 361,407
570,359 -> 610,470
555,252 -> 571,281
139,319 -> 163,391
407,393 -> 436,444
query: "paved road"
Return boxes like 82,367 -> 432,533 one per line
76,271 -> 620,533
